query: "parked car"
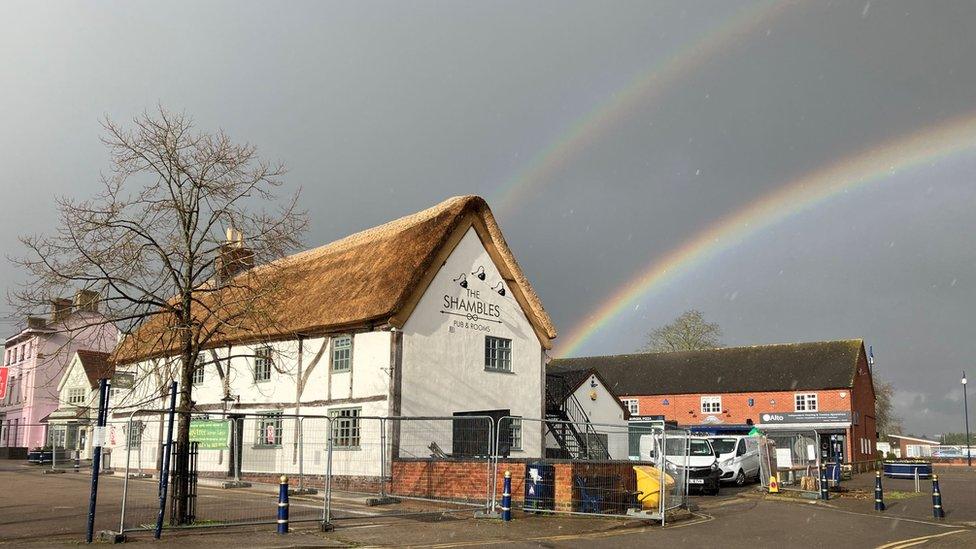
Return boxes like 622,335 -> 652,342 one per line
709,436 -> 761,486
639,435 -> 721,495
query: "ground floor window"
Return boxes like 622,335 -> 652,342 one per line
330,408 -> 361,449
509,417 -> 522,451
255,412 -> 282,447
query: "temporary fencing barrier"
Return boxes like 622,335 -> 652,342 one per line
20,409 -> 694,539
759,431 -> 823,496
491,417 -> 690,524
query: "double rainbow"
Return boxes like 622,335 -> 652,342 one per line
557,111 -> 976,356
489,0 -> 795,212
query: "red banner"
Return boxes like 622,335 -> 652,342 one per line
0,367 -> 8,400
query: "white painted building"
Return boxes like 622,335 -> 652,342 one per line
112,196 -> 556,480
544,366 -> 630,460
47,350 -> 135,460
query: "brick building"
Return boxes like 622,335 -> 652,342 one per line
550,340 -> 879,468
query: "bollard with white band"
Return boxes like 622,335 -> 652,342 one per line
874,471 -> 885,511
931,474 -> 945,519
501,471 -> 512,522
277,475 -> 290,534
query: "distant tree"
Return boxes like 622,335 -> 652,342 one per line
874,378 -> 902,437
640,309 -> 722,353
940,432 -> 976,445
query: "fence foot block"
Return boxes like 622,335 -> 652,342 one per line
42,469 -> 66,475
128,473 -> 152,479
288,487 -> 318,496
474,510 -> 501,519
97,530 -> 126,544
319,521 -> 334,532
221,480 -> 252,489
366,496 -> 401,506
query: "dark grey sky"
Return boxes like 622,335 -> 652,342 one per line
2,1 -> 974,436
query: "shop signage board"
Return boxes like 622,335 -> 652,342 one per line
189,419 -> 230,449
0,367 -> 7,399
759,411 -> 851,424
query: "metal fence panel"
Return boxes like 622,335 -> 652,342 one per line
492,417 -> 689,524
759,431 -> 822,494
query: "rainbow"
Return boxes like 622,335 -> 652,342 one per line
558,110 -> 976,357
489,0 -> 797,213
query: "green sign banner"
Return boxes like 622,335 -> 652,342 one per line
188,419 -> 229,449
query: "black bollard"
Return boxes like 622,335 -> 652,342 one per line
931,474 -> 945,519
820,465 -> 829,501
874,471 -> 885,511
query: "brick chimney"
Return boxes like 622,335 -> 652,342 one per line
215,228 -> 254,284
73,289 -> 100,313
50,298 -> 72,322
26,316 -> 47,330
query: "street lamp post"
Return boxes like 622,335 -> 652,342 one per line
964,372 -> 972,467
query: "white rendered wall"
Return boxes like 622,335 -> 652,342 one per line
399,228 -> 545,458
569,375 -> 629,460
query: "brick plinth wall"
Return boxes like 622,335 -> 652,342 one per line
394,459 -> 643,513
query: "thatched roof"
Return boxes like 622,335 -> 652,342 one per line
115,196 -> 555,363
549,339 -> 866,396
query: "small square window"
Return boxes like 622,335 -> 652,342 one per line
795,393 -> 818,412
331,336 -> 352,372
701,396 -> 722,414
622,399 -> 639,415
484,336 -> 512,372
254,346 -> 272,382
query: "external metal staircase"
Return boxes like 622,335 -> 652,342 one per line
544,374 -> 611,460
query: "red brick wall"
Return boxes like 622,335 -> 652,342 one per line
626,389 -> 855,426
848,352 -> 878,464
392,459 -> 640,513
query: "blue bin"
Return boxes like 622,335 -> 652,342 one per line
524,462 -> 555,512
826,463 -> 842,483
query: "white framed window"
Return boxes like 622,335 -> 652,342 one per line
253,346 -> 272,382
67,387 -> 87,405
192,356 -> 205,385
331,336 -> 352,373
255,412 -> 282,447
622,399 -> 639,415
484,336 -> 512,372
509,417 -> 522,451
330,408 -> 361,449
795,393 -> 818,412
701,396 -> 722,414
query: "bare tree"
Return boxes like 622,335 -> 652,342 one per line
874,378 -> 902,438
640,309 -> 722,353
10,107 -> 307,523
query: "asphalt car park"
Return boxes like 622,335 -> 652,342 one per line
1,461 -> 973,548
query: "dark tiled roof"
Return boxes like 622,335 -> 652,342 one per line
76,350 -> 113,389
549,339 -> 865,396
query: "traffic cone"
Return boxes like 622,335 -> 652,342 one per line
874,471 -> 885,511
931,474 -> 945,519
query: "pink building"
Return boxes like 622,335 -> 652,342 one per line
1,292 -> 117,450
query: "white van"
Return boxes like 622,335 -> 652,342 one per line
639,435 -> 721,494
708,435 -> 761,485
